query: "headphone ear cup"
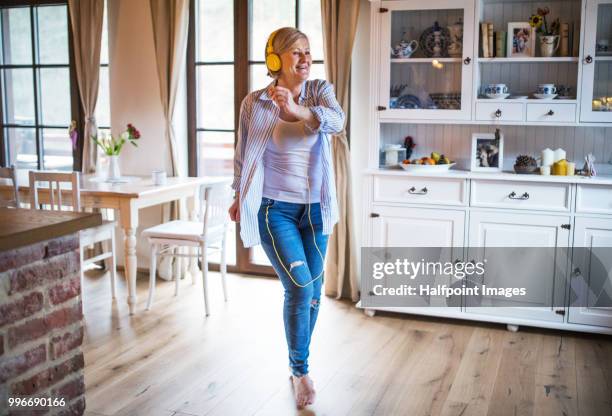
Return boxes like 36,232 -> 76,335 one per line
266,53 -> 282,72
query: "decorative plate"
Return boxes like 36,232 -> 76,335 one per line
419,25 -> 451,57
396,94 -> 422,109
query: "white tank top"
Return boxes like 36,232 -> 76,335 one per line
262,118 -> 322,203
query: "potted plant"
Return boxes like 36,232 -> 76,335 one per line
529,7 -> 560,57
92,123 -> 141,180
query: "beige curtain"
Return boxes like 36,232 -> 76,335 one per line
150,0 -> 190,280
68,0 -> 104,173
321,0 -> 360,301
149,0 -> 189,178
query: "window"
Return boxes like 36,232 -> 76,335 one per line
189,0 -> 326,274
94,0 -> 111,172
0,1 -> 77,171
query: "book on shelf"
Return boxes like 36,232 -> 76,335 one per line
496,31 -> 506,58
480,22 -> 489,57
488,23 -> 494,57
560,22 -> 569,57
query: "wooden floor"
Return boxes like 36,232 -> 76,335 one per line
82,268 -> 612,416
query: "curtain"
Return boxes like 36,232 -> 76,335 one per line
68,0 -> 104,173
320,0 -> 360,301
149,0 -> 190,280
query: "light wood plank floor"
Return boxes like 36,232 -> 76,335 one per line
82,269 -> 612,416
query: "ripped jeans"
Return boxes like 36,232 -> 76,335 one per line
258,197 -> 329,377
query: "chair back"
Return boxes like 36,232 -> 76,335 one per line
0,165 -> 20,208
200,183 -> 233,235
29,170 -> 81,211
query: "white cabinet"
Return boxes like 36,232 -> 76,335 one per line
371,205 -> 465,248
370,205 -> 465,308
569,217 -> 612,327
378,0 -> 475,120
580,0 -> 612,123
467,210 -> 571,322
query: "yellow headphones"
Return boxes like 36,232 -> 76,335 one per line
265,30 -> 282,73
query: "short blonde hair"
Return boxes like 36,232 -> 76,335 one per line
266,27 -> 309,78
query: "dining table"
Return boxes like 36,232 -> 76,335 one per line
0,170 -> 232,314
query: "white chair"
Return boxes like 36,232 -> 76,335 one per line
29,170 -> 117,299
142,183 -> 233,316
0,165 -> 20,208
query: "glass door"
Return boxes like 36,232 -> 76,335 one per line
580,0 -> 612,122
379,0 -> 474,121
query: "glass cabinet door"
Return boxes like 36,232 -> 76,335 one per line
379,0 -> 474,121
580,0 -> 612,122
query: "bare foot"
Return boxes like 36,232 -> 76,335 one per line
290,374 -> 316,409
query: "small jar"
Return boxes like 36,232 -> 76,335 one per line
382,145 -> 406,166
540,166 -> 551,176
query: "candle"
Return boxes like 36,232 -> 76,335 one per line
593,100 -> 602,111
567,162 -> 576,176
541,148 -> 554,167
540,166 -> 551,176
554,148 -> 566,162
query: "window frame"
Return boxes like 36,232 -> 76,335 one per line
0,0 -> 82,171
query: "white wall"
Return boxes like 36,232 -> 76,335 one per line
350,0 -> 373,276
107,0 -> 188,269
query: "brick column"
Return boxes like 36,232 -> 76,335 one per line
0,234 -> 86,416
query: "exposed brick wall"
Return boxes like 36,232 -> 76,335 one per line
0,234 -> 86,416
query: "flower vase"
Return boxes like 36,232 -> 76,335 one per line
539,35 -> 559,57
108,155 -> 121,181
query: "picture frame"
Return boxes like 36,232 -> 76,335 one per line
471,133 -> 504,172
507,22 -> 535,58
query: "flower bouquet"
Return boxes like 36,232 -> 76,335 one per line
92,124 -> 141,181
529,7 -> 560,57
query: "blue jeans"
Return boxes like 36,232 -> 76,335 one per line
258,197 -> 329,377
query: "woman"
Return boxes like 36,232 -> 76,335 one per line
228,27 -> 344,409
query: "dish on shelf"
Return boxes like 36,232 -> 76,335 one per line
508,95 -> 528,99
485,93 -> 510,99
400,162 -> 456,172
395,94 -> 422,109
533,93 -> 558,100
419,23 -> 451,57
556,95 -> 576,100
429,93 -> 461,109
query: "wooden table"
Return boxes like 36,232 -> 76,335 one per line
0,171 -> 232,314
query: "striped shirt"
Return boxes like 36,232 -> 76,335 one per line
232,79 -> 345,248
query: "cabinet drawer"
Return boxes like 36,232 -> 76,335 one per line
470,180 -> 571,211
576,184 -> 612,214
373,176 -> 466,206
526,103 -> 576,123
475,102 -> 524,122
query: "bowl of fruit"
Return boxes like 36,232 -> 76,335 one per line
400,152 -> 455,172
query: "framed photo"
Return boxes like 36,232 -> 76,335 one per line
507,22 -> 535,57
471,133 -> 503,172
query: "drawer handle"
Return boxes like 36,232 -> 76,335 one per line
495,109 -> 502,118
408,186 -> 428,195
546,109 -> 554,116
508,191 -> 529,200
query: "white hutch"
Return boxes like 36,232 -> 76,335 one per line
360,0 -> 612,335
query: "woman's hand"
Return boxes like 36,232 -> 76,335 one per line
229,198 -> 240,222
268,84 -> 319,130
268,85 -> 300,118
